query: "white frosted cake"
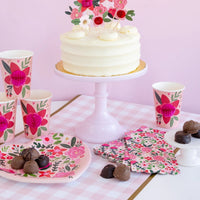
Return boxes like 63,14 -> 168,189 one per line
60,24 -> 141,76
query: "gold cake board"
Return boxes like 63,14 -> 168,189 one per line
55,60 -> 146,77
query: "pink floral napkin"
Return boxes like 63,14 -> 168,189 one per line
93,126 -> 180,175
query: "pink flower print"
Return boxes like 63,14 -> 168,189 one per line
0,150 -> 6,159
39,170 -> 55,177
102,143 -> 109,147
156,94 -> 179,124
108,7 -> 117,17
78,0 -> 94,12
145,132 -> 156,138
0,111 -> 14,138
47,146 -> 66,156
93,4 -> 107,16
4,62 -> 31,95
41,135 -> 53,145
114,0 -> 127,9
130,160 -> 137,165
70,8 -> 82,20
142,147 -> 152,153
153,156 -> 165,162
66,146 -> 85,159
23,104 -> 48,135
54,171 -> 75,178
110,140 -> 124,147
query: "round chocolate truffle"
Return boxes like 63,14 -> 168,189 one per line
113,164 -> 130,181
21,148 -> 40,161
11,156 -> 25,169
100,164 -> 116,179
183,120 -> 200,134
36,155 -> 49,168
175,131 -> 191,144
192,130 -> 200,139
23,160 -> 39,174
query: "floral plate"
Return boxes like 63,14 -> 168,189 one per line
0,133 -> 91,183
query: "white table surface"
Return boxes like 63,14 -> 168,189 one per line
12,100 -> 200,200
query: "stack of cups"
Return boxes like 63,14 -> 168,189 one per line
0,50 -> 52,143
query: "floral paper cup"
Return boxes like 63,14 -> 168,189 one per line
0,92 -> 17,143
20,90 -> 52,139
0,50 -> 33,99
152,82 -> 185,129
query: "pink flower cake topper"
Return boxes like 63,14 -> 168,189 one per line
65,0 -> 135,26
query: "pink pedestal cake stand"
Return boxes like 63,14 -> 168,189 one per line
55,60 -> 147,144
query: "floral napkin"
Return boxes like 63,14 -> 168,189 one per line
93,126 -> 180,175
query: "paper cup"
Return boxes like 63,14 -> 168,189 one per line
0,92 -> 17,143
0,50 -> 33,99
152,82 -> 185,129
20,90 -> 52,139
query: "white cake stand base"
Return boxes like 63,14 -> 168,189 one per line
165,130 -> 200,167
55,60 -> 147,143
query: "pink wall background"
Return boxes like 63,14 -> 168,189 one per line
0,0 -> 199,114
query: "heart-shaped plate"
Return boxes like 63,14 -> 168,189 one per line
0,133 -> 91,183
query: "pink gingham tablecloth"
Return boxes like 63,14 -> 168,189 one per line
0,95 -> 200,200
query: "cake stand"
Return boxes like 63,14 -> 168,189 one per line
165,130 -> 200,167
55,60 -> 147,143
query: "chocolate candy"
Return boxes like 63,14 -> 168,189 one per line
11,156 -> 25,169
183,120 -> 200,134
100,164 -> 116,179
23,160 -> 39,174
36,155 -> 49,168
113,164 -> 130,181
21,148 -> 40,161
192,130 -> 200,139
175,131 -> 191,144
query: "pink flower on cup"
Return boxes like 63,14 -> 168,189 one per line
66,146 -> 85,159
114,0 -> 127,9
0,111 -> 14,138
93,4 -> 107,16
70,8 -> 82,20
23,104 -> 48,135
156,94 -> 179,124
4,62 -> 31,95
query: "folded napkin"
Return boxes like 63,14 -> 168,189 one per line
93,126 -> 180,175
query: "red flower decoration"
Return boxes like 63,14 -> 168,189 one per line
78,0 -> 94,12
23,104 -> 48,135
39,170 -> 55,178
116,10 -> 126,19
47,146 -> 67,156
4,62 -> 31,95
156,95 -> 179,124
0,111 -> 14,138
94,16 -> 103,25
0,150 -> 7,159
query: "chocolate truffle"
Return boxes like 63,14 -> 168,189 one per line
21,148 -> 40,161
36,155 -> 49,168
113,164 -> 130,181
23,160 -> 39,174
175,131 -> 191,144
183,120 -> 200,134
192,130 -> 200,139
100,164 -> 116,179
11,156 -> 25,169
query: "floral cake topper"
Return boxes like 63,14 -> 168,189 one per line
65,0 -> 135,27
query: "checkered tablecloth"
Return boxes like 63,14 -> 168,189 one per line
0,95 -> 200,200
